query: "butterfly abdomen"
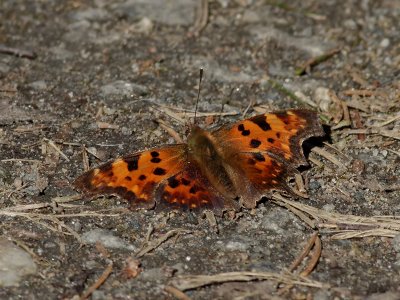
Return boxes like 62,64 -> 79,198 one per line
187,125 -> 237,199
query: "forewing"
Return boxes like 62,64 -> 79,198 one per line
215,109 -> 324,166
74,145 -> 187,210
213,109 -> 324,207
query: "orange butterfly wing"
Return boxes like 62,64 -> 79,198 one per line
216,109 -> 324,165
214,109 -> 324,207
74,145 -> 227,211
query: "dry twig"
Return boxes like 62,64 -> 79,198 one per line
43,138 -> 70,161
153,105 -> 186,124
342,89 -> 381,97
0,210 -> 121,220
278,232 -> 322,295
157,119 -> 183,143
1,158 -> 41,163
0,44 -> 37,59
296,48 -> 340,75
273,194 -> 316,229
351,110 -> 366,141
189,0 -> 209,36
342,128 -> 400,140
135,229 -> 191,258
171,271 -> 328,291
164,285 -> 192,300
294,173 -> 308,197
272,195 -> 400,239
311,146 -> 346,169
81,146 -> 90,171
2,194 -> 82,212
288,232 -> 319,272
300,235 -> 322,276
373,113 -> 400,128
80,262 -> 113,300
155,104 -> 239,119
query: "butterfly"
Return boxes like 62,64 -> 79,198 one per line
74,109 -> 324,215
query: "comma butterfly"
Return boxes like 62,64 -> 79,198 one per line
74,109 -> 324,215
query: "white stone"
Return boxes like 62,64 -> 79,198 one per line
0,239 -> 37,287
82,229 -> 135,251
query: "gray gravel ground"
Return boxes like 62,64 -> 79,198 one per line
1,0 -> 400,299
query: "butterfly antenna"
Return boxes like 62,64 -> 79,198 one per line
194,68 -> 203,125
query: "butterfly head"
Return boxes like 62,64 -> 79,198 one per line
187,125 -> 216,156
187,125 -> 205,148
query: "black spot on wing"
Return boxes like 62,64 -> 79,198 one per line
238,124 -> 250,136
153,167 -> 166,176
250,115 -> 272,131
189,186 -> 197,194
253,153 -> 265,162
168,176 -> 180,188
125,176 -> 132,181
126,157 -> 139,171
138,174 -> 146,181
181,178 -> 191,186
150,151 -> 159,157
250,139 -> 261,148
267,138 -> 275,143
150,157 -> 162,163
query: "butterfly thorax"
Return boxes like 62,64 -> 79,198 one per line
187,125 -> 235,197
187,126 -> 218,157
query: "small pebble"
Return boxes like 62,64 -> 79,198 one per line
82,229 -> 135,251
379,38 -> 390,48
225,241 -> 249,251
29,80 -> 47,91
322,204 -> 335,212
314,87 -> 331,112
